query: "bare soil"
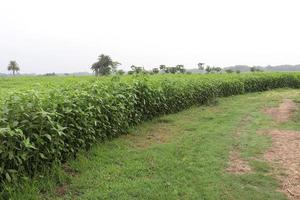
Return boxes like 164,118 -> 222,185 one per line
263,99 -> 300,199
264,99 -> 297,123
63,163 -> 80,177
226,150 -> 252,174
264,129 -> 300,200
123,122 -> 175,149
55,184 -> 69,197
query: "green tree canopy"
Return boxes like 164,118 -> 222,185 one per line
7,61 -> 20,75
160,65 -> 185,74
159,65 -> 166,70
198,62 -> 205,70
176,65 -> 185,73
130,65 -> 145,74
116,69 -> 125,75
225,69 -> 234,73
91,54 -> 120,76
152,68 -> 159,74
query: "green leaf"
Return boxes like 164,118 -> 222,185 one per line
39,153 -> 47,159
45,134 -> 52,141
5,173 -> 11,182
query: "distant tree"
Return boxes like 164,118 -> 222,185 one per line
225,69 -> 234,73
159,65 -> 186,74
176,65 -> 185,73
159,65 -> 166,71
44,72 -> 56,76
152,68 -> 159,74
198,62 -> 205,70
214,67 -> 222,73
128,71 -> 134,75
159,65 -> 172,74
250,67 -> 263,72
206,66 -> 222,73
205,66 -> 212,73
163,67 -> 170,73
168,67 -> 177,74
7,61 -> 20,75
131,65 -> 145,74
91,54 -> 119,76
236,70 -> 241,74
116,69 -> 125,75
111,61 -> 122,74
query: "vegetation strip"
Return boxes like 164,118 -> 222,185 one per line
0,73 -> 300,186
4,88 -> 297,199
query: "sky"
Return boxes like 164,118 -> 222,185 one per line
1,0 -> 300,74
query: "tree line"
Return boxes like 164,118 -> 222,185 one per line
4,54 -> 262,77
90,54 -> 245,76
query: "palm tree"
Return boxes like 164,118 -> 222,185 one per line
7,61 -> 20,75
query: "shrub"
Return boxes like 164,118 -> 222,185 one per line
0,73 -> 300,184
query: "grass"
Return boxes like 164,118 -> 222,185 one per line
281,94 -> 300,131
6,89 -> 300,200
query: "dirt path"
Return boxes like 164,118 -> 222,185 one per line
226,114 -> 252,174
264,130 -> 300,199
264,99 -> 300,200
264,99 -> 297,123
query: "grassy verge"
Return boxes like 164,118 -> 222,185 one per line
7,89 -> 300,200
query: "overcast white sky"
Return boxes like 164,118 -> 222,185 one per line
1,0 -> 300,74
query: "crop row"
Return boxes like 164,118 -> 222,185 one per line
0,73 -> 299,184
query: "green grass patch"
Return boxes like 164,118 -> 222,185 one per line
6,89 -> 299,200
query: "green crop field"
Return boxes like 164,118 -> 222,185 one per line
0,73 -> 300,199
